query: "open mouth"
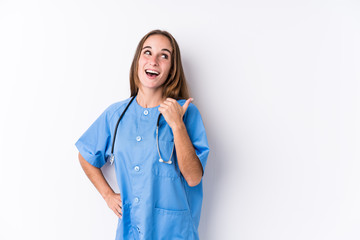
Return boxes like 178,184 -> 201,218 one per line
145,69 -> 160,77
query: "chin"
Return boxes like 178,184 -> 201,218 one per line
139,77 -> 166,90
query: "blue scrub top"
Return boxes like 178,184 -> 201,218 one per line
75,96 -> 210,240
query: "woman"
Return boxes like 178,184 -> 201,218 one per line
75,29 -> 209,239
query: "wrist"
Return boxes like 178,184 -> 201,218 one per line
171,121 -> 186,132
101,189 -> 114,200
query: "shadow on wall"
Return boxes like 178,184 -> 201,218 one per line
182,56 -> 224,239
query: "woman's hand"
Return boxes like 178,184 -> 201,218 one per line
159,98 -> 193,129
78,153 -> 123,218
159,98 -> 203,186
104,192 -> 122,218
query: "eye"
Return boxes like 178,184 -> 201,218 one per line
144,50 -> 151,55
161,54 -> 169,59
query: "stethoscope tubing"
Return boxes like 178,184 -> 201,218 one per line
110,95 -> 136,155
108,93 -> 174,165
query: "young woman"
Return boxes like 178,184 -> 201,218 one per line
76,29 -> 209,239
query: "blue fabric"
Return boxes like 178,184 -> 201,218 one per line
75,96 -> 210,240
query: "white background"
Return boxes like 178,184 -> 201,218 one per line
0,0 -> 359,239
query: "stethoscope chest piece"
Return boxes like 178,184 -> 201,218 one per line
108,154 -> 115,165
159,158 -> 172,164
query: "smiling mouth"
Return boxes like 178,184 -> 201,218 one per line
145,69 -> 160,77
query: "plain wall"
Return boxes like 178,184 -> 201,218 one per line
0,0 -> 359,239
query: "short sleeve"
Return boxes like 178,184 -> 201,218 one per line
75,106 -> 113,168
183,103 -> 210,176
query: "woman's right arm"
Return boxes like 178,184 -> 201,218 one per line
78,152 -> 122,218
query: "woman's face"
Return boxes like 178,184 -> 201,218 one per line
137,34 -> 173,91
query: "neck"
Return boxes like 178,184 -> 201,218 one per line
136,87 -> 165,108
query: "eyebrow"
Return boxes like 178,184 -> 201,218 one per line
142,46 -> 172,54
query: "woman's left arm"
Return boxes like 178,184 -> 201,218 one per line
159,98 -> 203,187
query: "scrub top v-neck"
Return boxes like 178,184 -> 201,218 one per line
75,95 -> 210,240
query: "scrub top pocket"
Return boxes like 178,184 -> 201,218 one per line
153,207 -> 192,240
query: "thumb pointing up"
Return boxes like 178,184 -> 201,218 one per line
182,98 -> 193,113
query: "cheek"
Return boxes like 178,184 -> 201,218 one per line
138,58 -> 143,67
163,62 -> 172,75
137,59 -> 145,74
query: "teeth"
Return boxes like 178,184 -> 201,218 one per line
146,70 -> 159,75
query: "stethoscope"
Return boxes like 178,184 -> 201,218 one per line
107,93 -> 174,165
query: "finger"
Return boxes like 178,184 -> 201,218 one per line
160,103 -> 169,108
162,100 -> 174,107
182,98 -> 193,113
113,208 -> 122,218
114,194 -> 122,205
114,193 -> 121,200
116,205 -> 122,214
158,107 -> 165,113
115,205 -> 122,214
166,98 -> 176,102
114,198 -> 122,205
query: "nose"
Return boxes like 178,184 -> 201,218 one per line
149,55 -> 158,66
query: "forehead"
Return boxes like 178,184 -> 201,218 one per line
142,34 -> 173,52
